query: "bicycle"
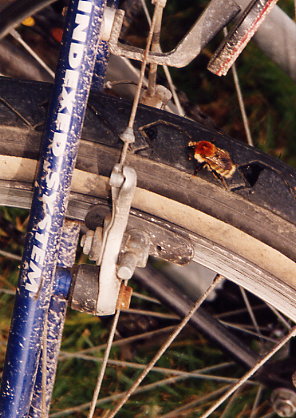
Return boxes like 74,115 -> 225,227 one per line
0,0 -> 295,416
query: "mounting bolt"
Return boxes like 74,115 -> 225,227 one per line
118,252 -> 139,280
141,85 -> 172,109
81,229 -> 94,255
80,227 -> 103,262
271,388 -> 296,417
89,226 -> 103,261
117,229 -> 150,280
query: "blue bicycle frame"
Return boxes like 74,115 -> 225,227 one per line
0,0 -> 116,415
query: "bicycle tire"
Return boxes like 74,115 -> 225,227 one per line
0,77 -> 295,321
0,0 -> 56,40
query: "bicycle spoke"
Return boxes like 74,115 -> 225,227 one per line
160,384 -> 231,417
230,56 -> 253,146
132,291 -> 161,304
0,288 -> 15,295
121,308 -> 178,319
0,249 -> 21,261
224,27 -> 253,147
88,307 -> 121,418
61,325 -> 177,355
222,322 -> 270,332
10,29 -> 55,79
105,274 -> 223,417
200,326 -> 296,417
220,320 -> 276,342
266,303 -> 291,330
239,286 -> 263,340
60,351 -> 237,382
220,386 -> 243,418
215,304 -> 266,319
250,384 -> 264,418
50,358 -> 232,416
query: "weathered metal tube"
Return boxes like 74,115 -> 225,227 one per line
0,1 -> 106,415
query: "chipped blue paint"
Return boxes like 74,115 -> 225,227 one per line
29,221 -> 80,416
92,0 -> 119,90
52,268 -> 73,299
0,1 -> 106,415
92,40 -> 110,90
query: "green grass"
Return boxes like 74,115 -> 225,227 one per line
0,231 -> 274,416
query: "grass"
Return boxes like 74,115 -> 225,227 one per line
160,0 -> 296,165
0,231 -> 275,416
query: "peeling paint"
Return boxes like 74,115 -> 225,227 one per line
0,0 -> 108,415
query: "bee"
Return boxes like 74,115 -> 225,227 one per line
188,140 -> 236,185
138,119 -> 236,183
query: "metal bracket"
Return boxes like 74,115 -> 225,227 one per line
271,388 -> 296,417
84,203 -> 194,265
208,0 -> 279,76
108,0 -> 240,68
96,164 -> 137,316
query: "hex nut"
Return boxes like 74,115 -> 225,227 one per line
81,229 -> 94,255
271,388 -> 296,417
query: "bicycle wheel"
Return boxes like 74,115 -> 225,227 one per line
2,79 -> 295,415
0,77 -> 295,322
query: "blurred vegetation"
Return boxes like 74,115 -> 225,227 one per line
0,0 -> 296,416
160,0 -> 296,165
128,0 -> 296,164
